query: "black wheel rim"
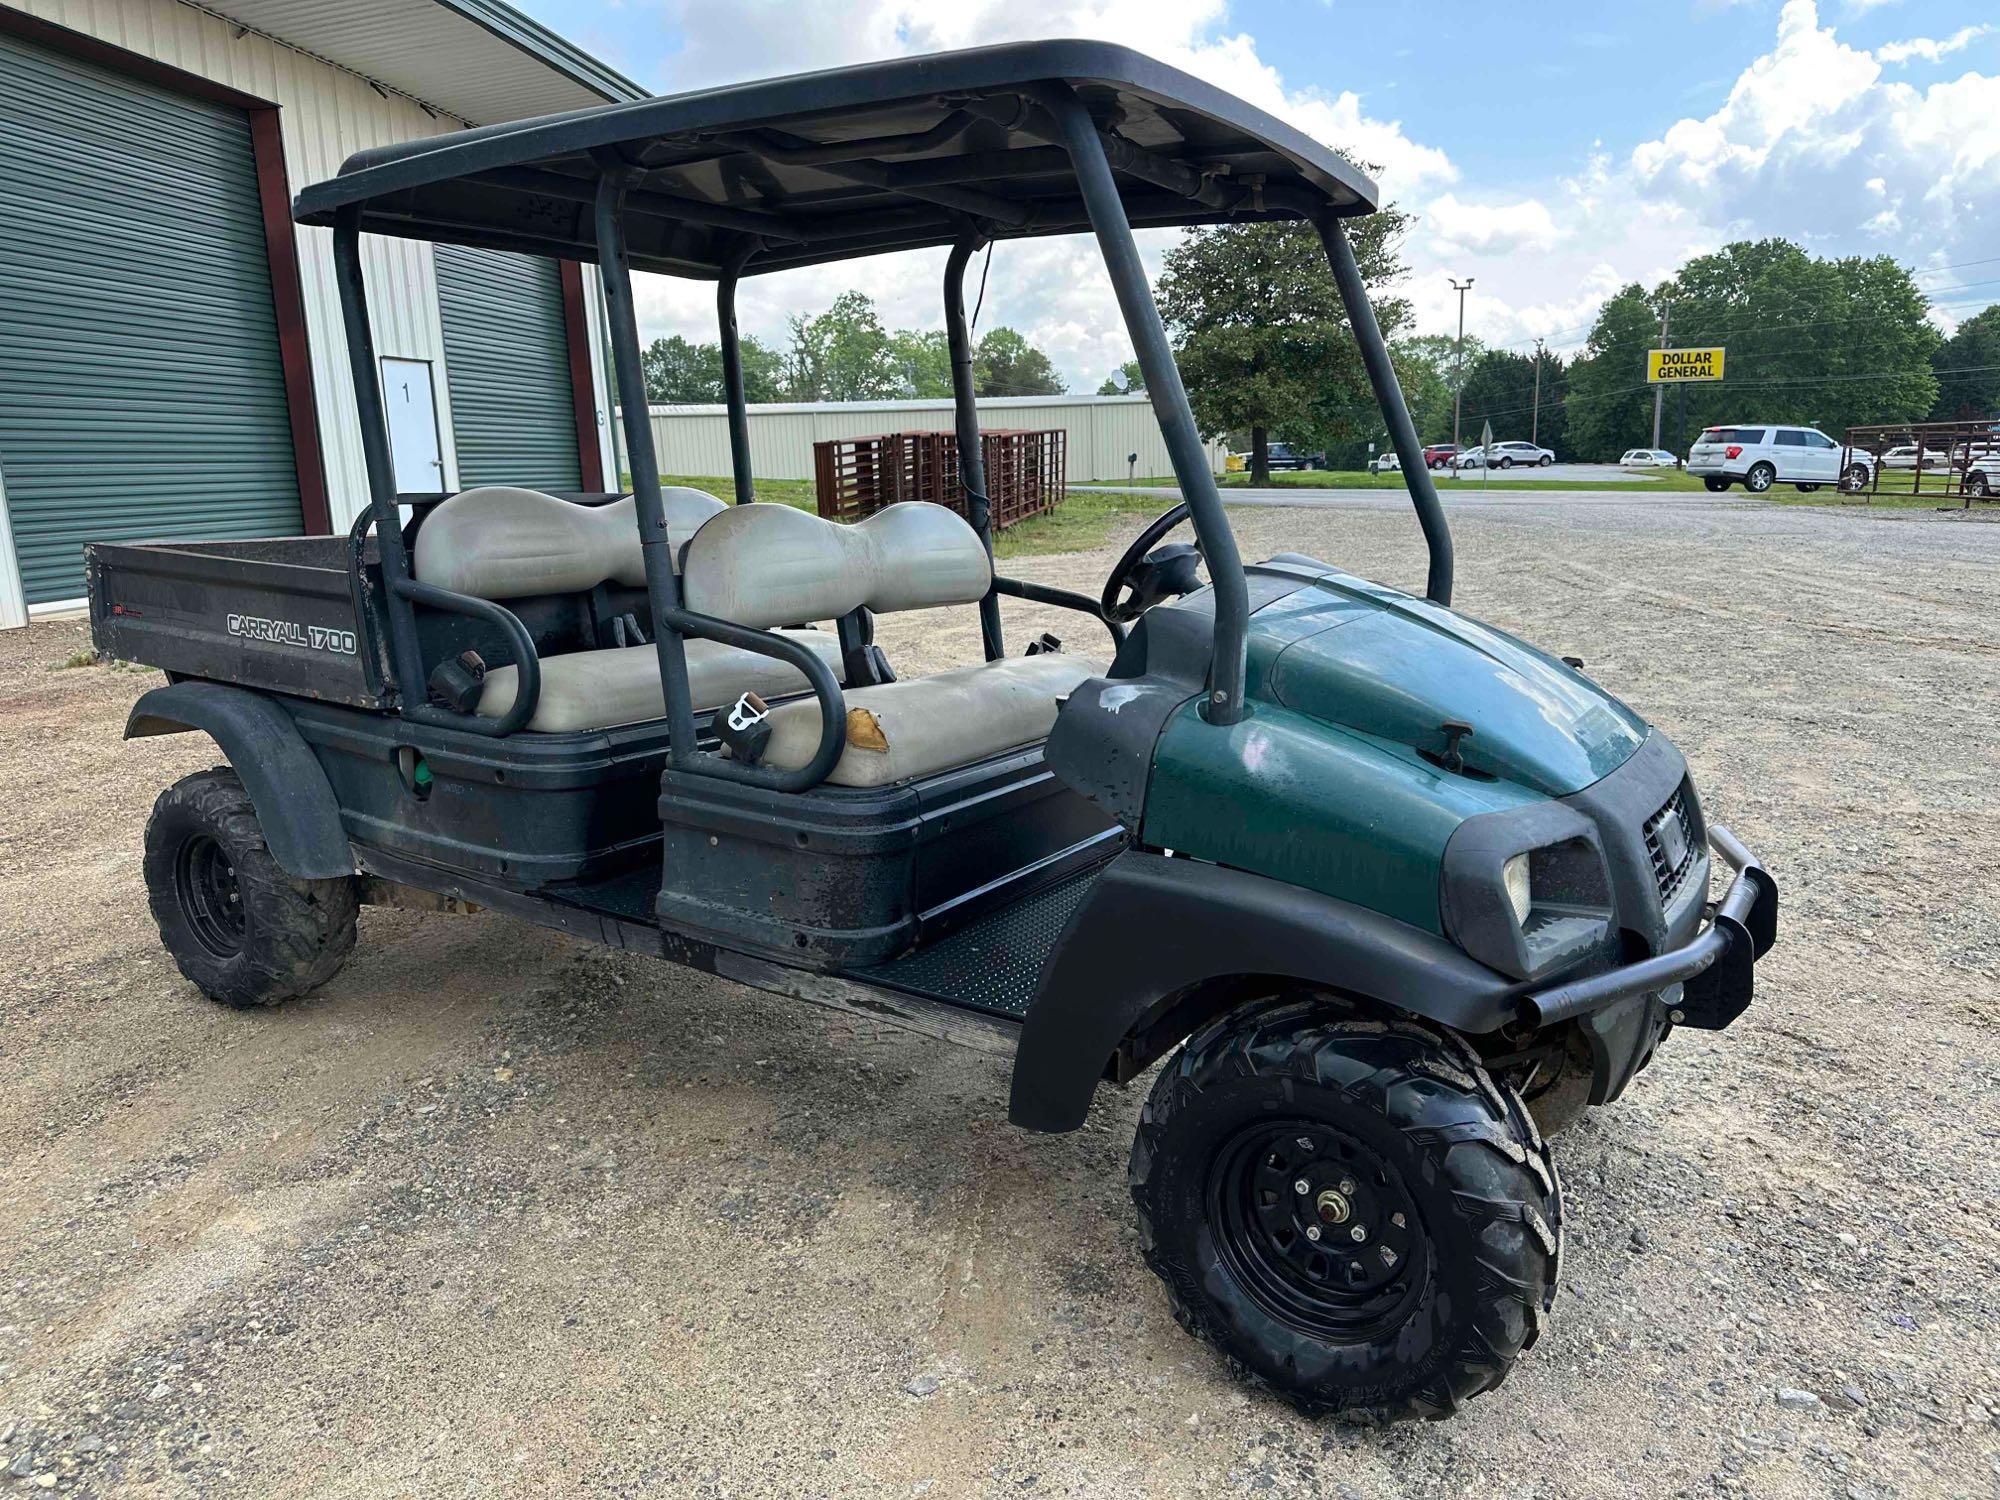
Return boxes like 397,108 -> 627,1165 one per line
175,834 -> 246,959
1209,1120 -> 1425,1339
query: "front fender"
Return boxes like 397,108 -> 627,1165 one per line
1008,849 -> 1523,1132
126,682 -> 353,880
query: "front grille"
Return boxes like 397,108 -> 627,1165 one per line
1642,783 -> 1700,909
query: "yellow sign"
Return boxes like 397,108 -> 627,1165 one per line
1647,347 -> 1726,383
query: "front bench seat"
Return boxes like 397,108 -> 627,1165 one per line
413,485 -> 842,733
756,653 -> 1096,786
679,501 -> 1097,786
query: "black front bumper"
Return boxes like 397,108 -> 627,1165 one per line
1521,825 -> 1778,1032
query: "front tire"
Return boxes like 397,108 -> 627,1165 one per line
144,768 -> 358,1008
1130,998 -> 1561,1422
1538,455 -> 1553,467
1744,462 -> 1776,493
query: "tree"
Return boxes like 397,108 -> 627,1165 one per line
1564,285 -> 1667,462
1458,348 -> 1567,456
887,328 -> 953,399
642,335 -> 723,404
1156,204 -> 1410,485
1097,359 -> 1147,396
1660,239 -> 1938,440
975,327 -> 1065,396
1930,304 -> 2000,421
640,332 -> 784,404
784,290 -> 896,401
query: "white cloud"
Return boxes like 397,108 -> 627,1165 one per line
629,0 -> 2000,389
1423,194 -> 1564,257
1877,23 -> 1994,65
632,0 -> 1457,390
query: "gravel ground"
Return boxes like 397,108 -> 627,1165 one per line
1,490 -> 1996,1499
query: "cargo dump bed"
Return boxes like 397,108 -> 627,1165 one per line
89,535 -> 388,708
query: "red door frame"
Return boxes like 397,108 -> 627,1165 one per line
0,7 -> 332,534
558,260 -> 608,492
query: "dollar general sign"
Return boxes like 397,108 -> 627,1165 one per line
1647,347 -> 1726,383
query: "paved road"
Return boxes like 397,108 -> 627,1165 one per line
1082,481 -> 1707,510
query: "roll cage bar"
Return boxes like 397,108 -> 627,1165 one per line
305,42 -> 1454,786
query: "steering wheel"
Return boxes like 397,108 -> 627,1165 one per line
1102,502 -> 1206,624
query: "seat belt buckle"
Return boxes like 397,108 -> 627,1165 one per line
719,690 -> 772,764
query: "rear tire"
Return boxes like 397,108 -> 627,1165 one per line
1967,471 -> 1990,498
1744,462 -> 1776,493
1129,996 -> 1561,1422
1703,477 -> 1730,492
1498,456 -> 1514,469
1796,483 -> 1821,492
143,768 -> 358,1009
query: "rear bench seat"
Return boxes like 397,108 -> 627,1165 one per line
411,486 -> 841,733
413,487 -> 1094,783
678,501 -> 1095,786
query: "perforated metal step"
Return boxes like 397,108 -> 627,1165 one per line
855,865 -> 1106,1020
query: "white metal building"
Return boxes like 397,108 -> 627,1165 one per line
0,0 -> 645,627
647,394 -> 1229,486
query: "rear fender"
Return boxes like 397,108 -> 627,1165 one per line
1008,849 -> 1522,1132
126,682 -> 353,880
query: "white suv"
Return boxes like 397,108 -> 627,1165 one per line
1686,424 -> 1871,494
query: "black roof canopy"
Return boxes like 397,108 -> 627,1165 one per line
293,40 -> 1378,278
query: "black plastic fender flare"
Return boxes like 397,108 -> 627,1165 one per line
125,682 -> 354,881
1008,849 -> 1523,1132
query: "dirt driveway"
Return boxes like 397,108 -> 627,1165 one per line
2,492 -> 1996,1498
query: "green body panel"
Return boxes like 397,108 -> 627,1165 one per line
1142,566 -> 1651,933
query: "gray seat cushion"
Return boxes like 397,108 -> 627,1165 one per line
414,485 -> 724,599
754,653 -> 1098,786
477,629 -> 843,734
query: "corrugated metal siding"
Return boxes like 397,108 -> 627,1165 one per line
0,26 -> 300,602
644,396 -> 1229,485
434,244 -> 581,490
4,0 -> 498,530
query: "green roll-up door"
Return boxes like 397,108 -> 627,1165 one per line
0,30 -> 301,605
434,245 -> 583,492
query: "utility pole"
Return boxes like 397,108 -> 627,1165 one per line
1650,300 -> 1671,450
1531,338 -> 1546,448
1449,277 -> 1474,452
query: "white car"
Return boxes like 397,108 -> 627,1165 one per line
1880,445 -> 1949,471
1620,448 -> 1678,468
1370,450 -> 1401,473
1455,440 -> 1554,470
1686,424 -> 1872,494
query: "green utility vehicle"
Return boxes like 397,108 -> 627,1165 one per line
88,43 -> 1775,1421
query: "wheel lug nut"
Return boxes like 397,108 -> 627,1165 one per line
1339,1178 -> 1356,1195
1305,1225 -> 1322,1242
1293,1178 -> 1311,1195
1391,1212 -> 1406,1229
1380,1245 -> 1398,1268
1350,1224 -> 1367,1242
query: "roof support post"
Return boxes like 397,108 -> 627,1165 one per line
717,246 -> 757,506
1050,93 -> 1249,724
1313,213 -> 1454,607
331,208 -> 427,704
944,235 -> 1004,662
592,165 -> 699,763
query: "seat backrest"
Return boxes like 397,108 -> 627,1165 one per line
680,501 -> 991,629
413,485 -> 725,600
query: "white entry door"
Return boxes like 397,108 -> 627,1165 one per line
380,357 -> 445,494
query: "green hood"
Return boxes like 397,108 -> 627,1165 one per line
1243,570 -> 1647,797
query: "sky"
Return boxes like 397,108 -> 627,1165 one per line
510,0 -> 2000,392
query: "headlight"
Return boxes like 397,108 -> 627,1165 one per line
1442,806 -> 1616,981
1502,853 -> 1533,925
